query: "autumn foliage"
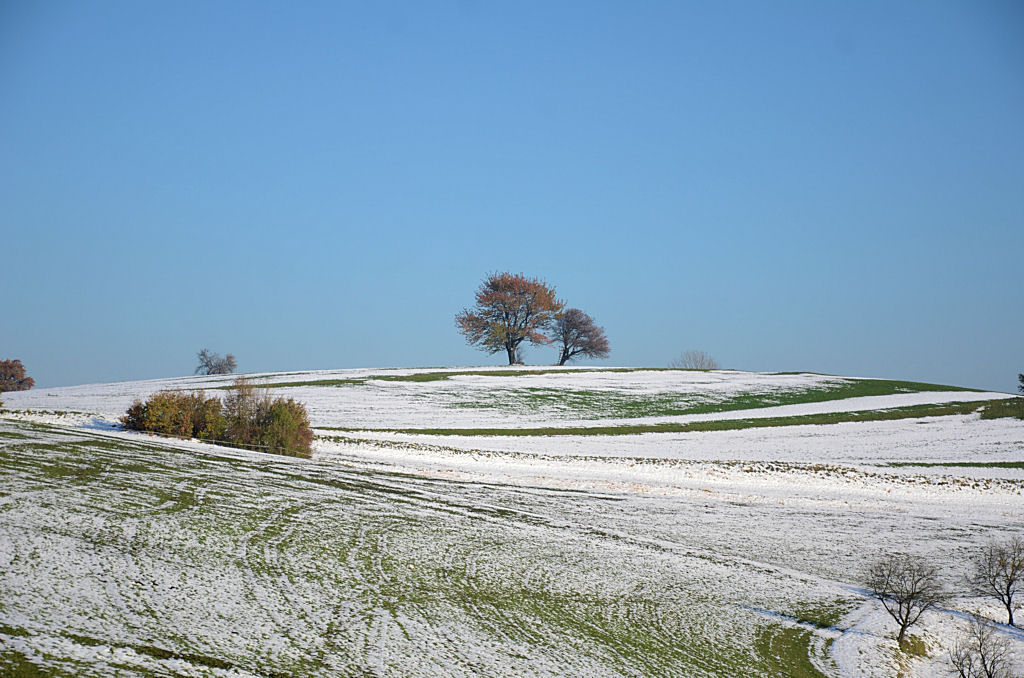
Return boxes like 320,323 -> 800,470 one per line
221,378 -> 313,455
121,377 -> 313,458
121,390 -> 224,440
551,309 -> 610,366
0,360 -> 34,392
456,273 -> 565,365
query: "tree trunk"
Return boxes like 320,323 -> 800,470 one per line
897,625 -> 907,647
1008,603 -> 1015,628
506,344 -> 516,365
557,348 -> 568,366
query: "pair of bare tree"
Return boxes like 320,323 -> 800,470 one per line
866,537 -> 1022,673
456,273 -> 609,366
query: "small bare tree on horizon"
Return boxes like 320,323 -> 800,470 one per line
865,552 -> 945,647
669,350 -> 719,370
195,349 -> 237,375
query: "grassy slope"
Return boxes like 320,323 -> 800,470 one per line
445,378 -> 980,420
0,419 -> 849,677
2,371 -> 1019,676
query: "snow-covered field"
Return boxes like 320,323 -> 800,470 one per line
1,367 -> 1022,677
3,366 -> 1011,429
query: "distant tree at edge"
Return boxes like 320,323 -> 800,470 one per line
196,349 -> 237,375
968,535 -> 1024,627
456,272 -> 564,366
0,359 -> 34,392
551,308 -> 610,366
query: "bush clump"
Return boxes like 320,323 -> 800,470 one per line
122,391 -> 224,440
255,397 -> 314,455
121,378 -> 312,458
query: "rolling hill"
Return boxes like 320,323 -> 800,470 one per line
2,367 -> 1022,677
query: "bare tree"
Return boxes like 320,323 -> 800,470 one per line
949,617 -> 1012,678
0,359 -> 34,392
551,308 -> 610,366
195,349 -> 238,375
865,553 -> 945,646
1019,373 -> 1023,394
196,349 -> 217,374
968,536 -> 1024,627
669,350 -> 719,370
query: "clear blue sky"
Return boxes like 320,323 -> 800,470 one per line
2,1 -> 1022,391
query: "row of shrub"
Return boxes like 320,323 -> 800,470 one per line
121,378 -> 313,458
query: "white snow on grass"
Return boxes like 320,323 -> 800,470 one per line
1,366 -> 1012,430
2,367 -> 1022,677
340,413 -> 1024,467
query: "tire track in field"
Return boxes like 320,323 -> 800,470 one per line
264,462 -> 814,676
9,418 -> 977,677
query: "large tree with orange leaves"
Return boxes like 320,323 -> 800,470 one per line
456,273 -> 564,365
0,359 -> 34,392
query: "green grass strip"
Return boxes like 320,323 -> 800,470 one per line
753,625 -> 828,678
888,460 -> 1024,470
321,399 -> 1011,437
979,397 -> 1024,420
442,378 -> 983,420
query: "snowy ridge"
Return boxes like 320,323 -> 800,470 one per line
2,366 -> 1012,430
